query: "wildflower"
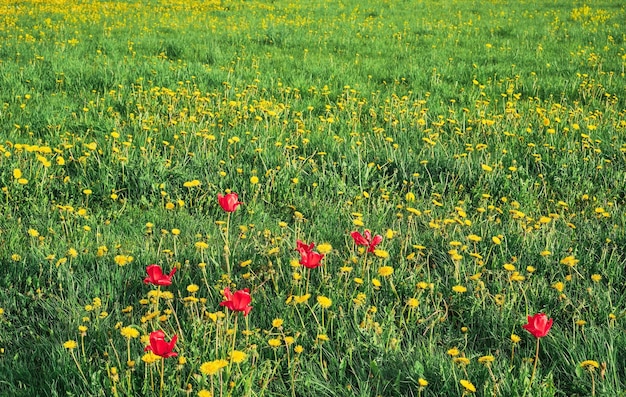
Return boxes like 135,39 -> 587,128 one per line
478,355 -> 495,364
452,285 -> 467,293
316,243 -> 332,254
460,379 -> 476,393
272,318 -> 284,328
141,351 -> 160,364
407,298 -> 419,308
217,192 -> 242,212
294,345 -> 304,354
351,230 -> 383,252
580,360 -> 600,369
418,378 -> 428,387
200,359 -> 228,376
317,296 -> 332,309
378,266 -> 394,277
523,313 -> 553,338
144,330 -> 177,358
230,350 -> 247,364
120,326 -> 140,339
268,338 -> 282,347
510,334 -> 521,343
295,240 -> 324,269
560,255 -> 579,267
144,264 -> 177,286
63,340 -> 77,349
197,390 -> 212,397
219,287 -> 252,316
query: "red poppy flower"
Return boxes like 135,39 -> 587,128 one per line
144,330 -> 178,358
523,313 -> 553,338
351,230 -> 383,252
219,287 -> 252,316
144,264 -> 177,286
217,192 -> 242,212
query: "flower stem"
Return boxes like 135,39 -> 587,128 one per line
160,357 -> 165,397
523,338 -> 540,397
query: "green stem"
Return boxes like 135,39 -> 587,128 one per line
523,338 -> 540,397
160,357 -> 164,397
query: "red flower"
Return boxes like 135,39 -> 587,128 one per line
219,287 -> 252,316
296,239 -> 314,255
295,240 -> 324,269
300,251 -> 324,269
144,330 -> 178,358
523,313 -> 553,338
351,230 -> 383,252
144,264 -> 177,286
218,192 -> 242,212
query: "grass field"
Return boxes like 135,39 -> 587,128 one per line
1,0 -> 626,396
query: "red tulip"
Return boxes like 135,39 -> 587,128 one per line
351,230 -> 383,252
219,287 -> 252,316
300,250 -> 324,269
218,192 -> 242,212
144,330 -> 178,358
296,239 -> 315,255
295,240 -> 324,269
144,264 -> 177,286
523,313 -> 553,338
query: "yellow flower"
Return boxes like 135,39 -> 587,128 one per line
317,296 -> 332,309
317,243 -> 332,254
27,229 -> 40,237
481,164 -> 493,172
580,360 -> 600,370
187,284 -> 200,293
229,350 -> 247,364
452,285 -> 467,293
460,379 -> 476,393
250,176 -> 259,184
197,390 -> 213,397
372,278 -> 381,288
373,249 -> 389,259
407,298 -> 419,308
195,241 -> 209,250
294,345 -> 304,354
63,340 -> 77,349
268,338 -> 282,348
13,168 -> 22,179
141,352 -> 160,364
591,274 -> 602,282
120,326 -> 140,339
317,334 -> 329,342
183,180 -> 201,188
478,355 -> 495,364
503,263 -> 516,271
510,334 -> 521,343
377,266 -> 394,277
447,348 -> 460,357
552,282 -> 565,292
491,236 -> 501,245
200,359 -> 228,376
272,318 -> 284,328
418,378 -> 428,387
467,234 -> 482,242
560,255 -> 579,267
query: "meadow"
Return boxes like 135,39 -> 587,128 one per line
0,0 -> 625,396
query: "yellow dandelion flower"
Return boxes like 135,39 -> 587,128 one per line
187,284 -> 200,293
317,296 -> 332,309
460,379 -> 476,393
317,243 -> 332,254
503,263 -> 516,271
454,357 -> 470,365
268,338 -> 282,348
491,236 -> 501,245
372,278 -> 381,288
510,334 -> 521,343
197,390 -> 212,397
580,360 -> 600,370
467,234 -> 482,242
294,345 -> 304,354
447,348 -> 460,357
63,340 -> 77,349
373,249 -> 389,259
560,255 -> 579,267
407,298 -> 419,308
250,176 -> 259,185
552,282 -> 565,292
200,359 -> 228,376
229,350 -> 247,364
378,266 -> 394,277
272,318 -> 284,328
317,334 -> 329,342
142,351 -> 160,364
418,378 -> 428,387
591,274 -> 602,282
478,355 -> 495,364
120,326 -> 140,339
540,250 -> 551,256
452,285 -> 467,293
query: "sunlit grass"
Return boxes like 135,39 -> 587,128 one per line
0,0 -> 625,396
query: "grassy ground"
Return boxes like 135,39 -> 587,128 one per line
0,0 -> 625,396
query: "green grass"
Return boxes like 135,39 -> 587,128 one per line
1,0 -> 626,396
